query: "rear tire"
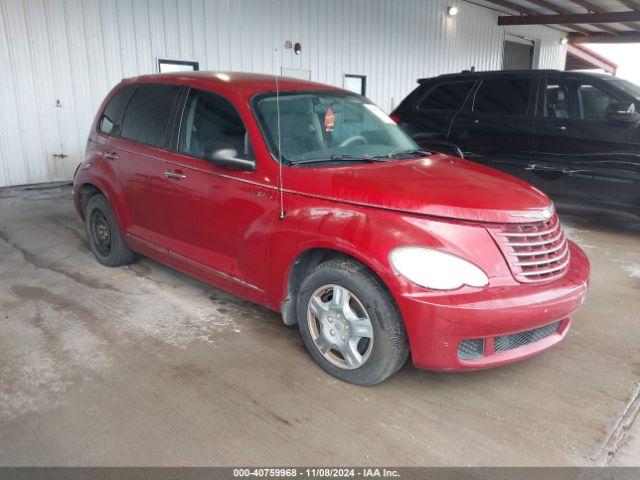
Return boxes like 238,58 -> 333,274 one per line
296,259 -> 409,385
84,194 -> 135,267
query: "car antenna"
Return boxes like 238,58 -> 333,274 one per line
276,59 -> 286,220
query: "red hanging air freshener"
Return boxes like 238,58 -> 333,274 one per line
324,106 -> 335,132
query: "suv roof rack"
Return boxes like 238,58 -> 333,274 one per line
417,69 -> 562,83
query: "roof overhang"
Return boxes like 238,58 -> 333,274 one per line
565,44 -> 618,73
475,0 -> 640,44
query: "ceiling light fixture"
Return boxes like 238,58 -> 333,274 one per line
447,6 -> 459,16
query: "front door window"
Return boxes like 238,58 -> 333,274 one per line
178,89 -> 249,160
544,80 -> 619,121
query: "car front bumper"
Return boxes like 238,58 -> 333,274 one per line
396,241 -> 590,371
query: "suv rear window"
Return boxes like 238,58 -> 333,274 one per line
120,83 -> 180,148
99,84 -> 136,136
418,81 -> 475,111
473,78 -> 532,115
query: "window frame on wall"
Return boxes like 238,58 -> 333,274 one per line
158,59 -> 200,74
344,74 -> 367,97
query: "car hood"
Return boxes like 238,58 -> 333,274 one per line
284,154 -> 554,224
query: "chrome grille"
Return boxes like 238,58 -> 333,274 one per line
487,214 -> 570,283
494,321 -> 561,352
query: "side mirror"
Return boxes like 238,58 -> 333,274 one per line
606,101 -> 640,124
206,148 -> 256,171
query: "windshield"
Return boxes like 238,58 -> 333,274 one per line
253,91 -> 421,165
607,78 -> 640,99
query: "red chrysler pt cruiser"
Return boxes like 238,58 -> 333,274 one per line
74,72 -> 590,385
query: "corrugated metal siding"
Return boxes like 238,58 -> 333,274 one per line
0,0 -> 567,187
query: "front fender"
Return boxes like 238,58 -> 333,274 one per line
268,193 -> 512,311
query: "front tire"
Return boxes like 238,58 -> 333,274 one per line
296,259 -> 409,385
84,194 -> 135,267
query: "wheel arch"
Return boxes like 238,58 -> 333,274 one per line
77,183 -> 103,219
280,246 -> 397,327
75,179 -> 128,235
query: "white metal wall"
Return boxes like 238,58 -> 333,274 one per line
0,0 -> 567,187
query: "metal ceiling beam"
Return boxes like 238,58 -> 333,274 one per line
615,0 -> 640,32
569,0 -> 640,32
569,30 -> 640,42
484,0 -> 620,35
498,10 -> 640,26
484,0 -> 537,15
562,0 -> 624,35
524,0 -> 604,35
618,0 -> 640,9
566,44 -> 617,73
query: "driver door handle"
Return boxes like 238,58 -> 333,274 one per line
164,170 -> 187,179
103,151 -> 119,161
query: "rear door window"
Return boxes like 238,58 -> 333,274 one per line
472,78 -> 532,115
418,81 -> 475,111
98,84 -> 136,136
120,83 -> 180,148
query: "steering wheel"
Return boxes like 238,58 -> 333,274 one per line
338,135 -> 367,148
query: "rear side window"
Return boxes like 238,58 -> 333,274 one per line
473,78 -> 532,115
418,81 -> 475,111
178,89 -> 249,159
120,83 -> 180,148
98,84 -> 136,135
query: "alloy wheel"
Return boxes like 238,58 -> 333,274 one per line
307,284 -> 374,370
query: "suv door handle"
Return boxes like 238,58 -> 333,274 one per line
164,170 -> 187,179
103,152 -> 119,161
526,164 -> 562,172
542,122 -> 568,131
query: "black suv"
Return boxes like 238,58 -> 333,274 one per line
393,70 -> 640,216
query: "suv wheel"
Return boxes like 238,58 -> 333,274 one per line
85,194 -> 135,267
296,259 -> 409,385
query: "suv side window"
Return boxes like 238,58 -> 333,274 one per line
178,89 -> 249,159
120,83 -> 180,148
472,78 -> 532,115
418,81 -> 476,111
98,84 -> 136,136
545,79 -> 620,121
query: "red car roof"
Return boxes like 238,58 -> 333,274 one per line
123,71 -> 343,95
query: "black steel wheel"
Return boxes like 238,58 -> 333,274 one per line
84,194 -> 135,267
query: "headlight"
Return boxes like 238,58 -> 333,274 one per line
389,247 -> 488,290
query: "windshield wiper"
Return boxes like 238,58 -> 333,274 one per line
291,155 -> 388,166
381,149 -> 431,159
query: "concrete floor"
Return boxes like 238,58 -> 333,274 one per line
0,185 -> 638,467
